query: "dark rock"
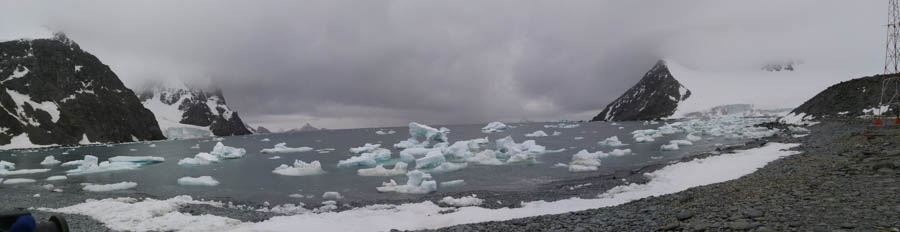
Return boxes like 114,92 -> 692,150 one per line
788,73 -> 900,119
0,33 -> 165,147
728,220 -> 756,230
742,208 -> 764,218
676,211 -> 695,221
591,60 -> 690,121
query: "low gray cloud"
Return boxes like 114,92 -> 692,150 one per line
0,0 -> 884,130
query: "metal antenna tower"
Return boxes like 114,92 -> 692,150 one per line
880,0 -> 900,119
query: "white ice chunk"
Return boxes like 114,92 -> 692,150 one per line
597,136 -> 628,147
178,152 -> 220,166
440,180 -> 466,188
480,122 -> 507,133
337,148 -> 391,168
322,192 -> 343,200
261,142 -> 314,154
46,175 -> 67,181
67,155 -> 142,176
393,122 -> 450,149
376,170 -> 437,194
686,133 -> 702,142
358,163 -> 408,176
415,150 -> 446,169
177,176 -> 220,186
439,195 -> 483,207
609,149 -> 632,157
40,155 -> 61,166
427,162 -> 467,173
349,143 -> 381,154
524,130 -> 549,137
210,142 -> 246,159
465,150 -> 504,165
272,160 -> 325,176
82,182 -> 137,192
108,156 -> 165,164
660,143 -> 679,151
2,178 -> 36,184
568,149 -> 608,172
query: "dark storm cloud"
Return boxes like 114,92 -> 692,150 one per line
0,0 -> 884,129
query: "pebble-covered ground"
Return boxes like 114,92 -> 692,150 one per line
425,118 -> 900,231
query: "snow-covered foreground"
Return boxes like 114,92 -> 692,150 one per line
46,143 -> 800,232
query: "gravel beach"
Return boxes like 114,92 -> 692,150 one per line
425,118 -> 900,231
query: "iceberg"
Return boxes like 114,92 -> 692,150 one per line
480,122 -> 507,133
40,155 -> 61,166
661,143 -> 679,151
524,130 -> 549,137
2,178 -> 36,184
686,133 -> 702,142
82,182 -> 137,192
349,143 -> 381,154
177,176 -> 220,186
376,170 -> 438,194
415,150 -> 446,169
358,163 -> 408,176
439,179 -> 466,188
178,152 -> 220,166
210,142 -> 246,159
0,161 -> 50,176
322,192 -> 343,200
568,149 -> 608,172
60,160 -> 84,167
375,129 -> 397,135
393,122 -> 450,149
439,195 -> 483,207
66,155 -> 147,176
441,138 -> 488,160
261,142 -> 314,154
272,159 -> 325,176
597,136 -> 628,147
609,148 -> 632,157
465,150 -> 504,165
427,162 -> 467,173
108,156 -> 165,164
495,136 -> 547,162
337,148 -> 391,168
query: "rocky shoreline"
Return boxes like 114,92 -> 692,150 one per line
424,118 -> 900,231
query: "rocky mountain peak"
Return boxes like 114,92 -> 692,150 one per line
591,60 -> 691,121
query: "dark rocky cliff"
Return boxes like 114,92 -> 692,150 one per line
591,60 -> 691,121
790,74 -> 899,118
0,33 -> 164,148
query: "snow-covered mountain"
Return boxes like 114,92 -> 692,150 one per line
137,80 -> 252,139
0,33 -> 165,149
593,59 -> 855,121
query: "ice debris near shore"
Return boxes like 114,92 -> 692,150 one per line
67,155 -> 163,176
376,170 -> 438,194
272,159 -> 325,176
322,192 -> 343,200
40,155 -> 61,166
179,142 -> 246,166
439,195 -> 484,207
598,136 -> 628,147
439,179 -> 465,188
393,122 -> 450,149
46,175 -> 67,181
375,129 -> 396,135
358,163 -> 407,176
2,178 -> 36,184
0,160 -> 50,176
178,176 -> 220,186
568,150 -> 607,172
524,130 -> 549,137
481,122 -> 507,133
261,142 -> 314,154
337,145 -> 391,168
82,182 -> 137,192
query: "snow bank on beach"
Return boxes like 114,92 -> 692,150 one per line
49,143 -> 801,232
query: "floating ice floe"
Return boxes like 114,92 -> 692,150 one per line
439,179 -> 466,188
552,131 -> 562,136
268,156 -> 281,160
2,178 -> 36,184
82,182 -> 137,192
427,162 -> 468,173
524,130 -> 549,137
573,137 -> 584,140
568,149 -> 607,172
67,155 -> 146,176
376,170 -> 437,194
660,143 -> 679,151
108,156 -> 165,164
40,155 -> 61,166
148,144 -> 157,148
337,147 -> 391,168
261,142 -> 314,154
609,149 -> 632,157
322,192 -> 343,200
0,160 -> 50,176
179,142 -> 246,166
439,195 -> 483,207
60,160 -> 84,167
597,136 -> 628,147
480,122 -> 507,133
190,144 -> 200,149
316,148 -> 335,154
496,136 -> 546,164
358,163 -> 408,176
349,143 -> 381,154
631,129 -> 661,143
415,150 -> 447,169
272,159 -> 325,176
393,122 -> 450,149
46,175 -> 67,181
686,133 -> 702,142
177,176 -> 220,186
261,138 -> 271,142
375,129 -> 397,135
178,152 -> 220,166
465,150 -> 504,165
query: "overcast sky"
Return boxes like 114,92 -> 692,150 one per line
0,0 -> 885,130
